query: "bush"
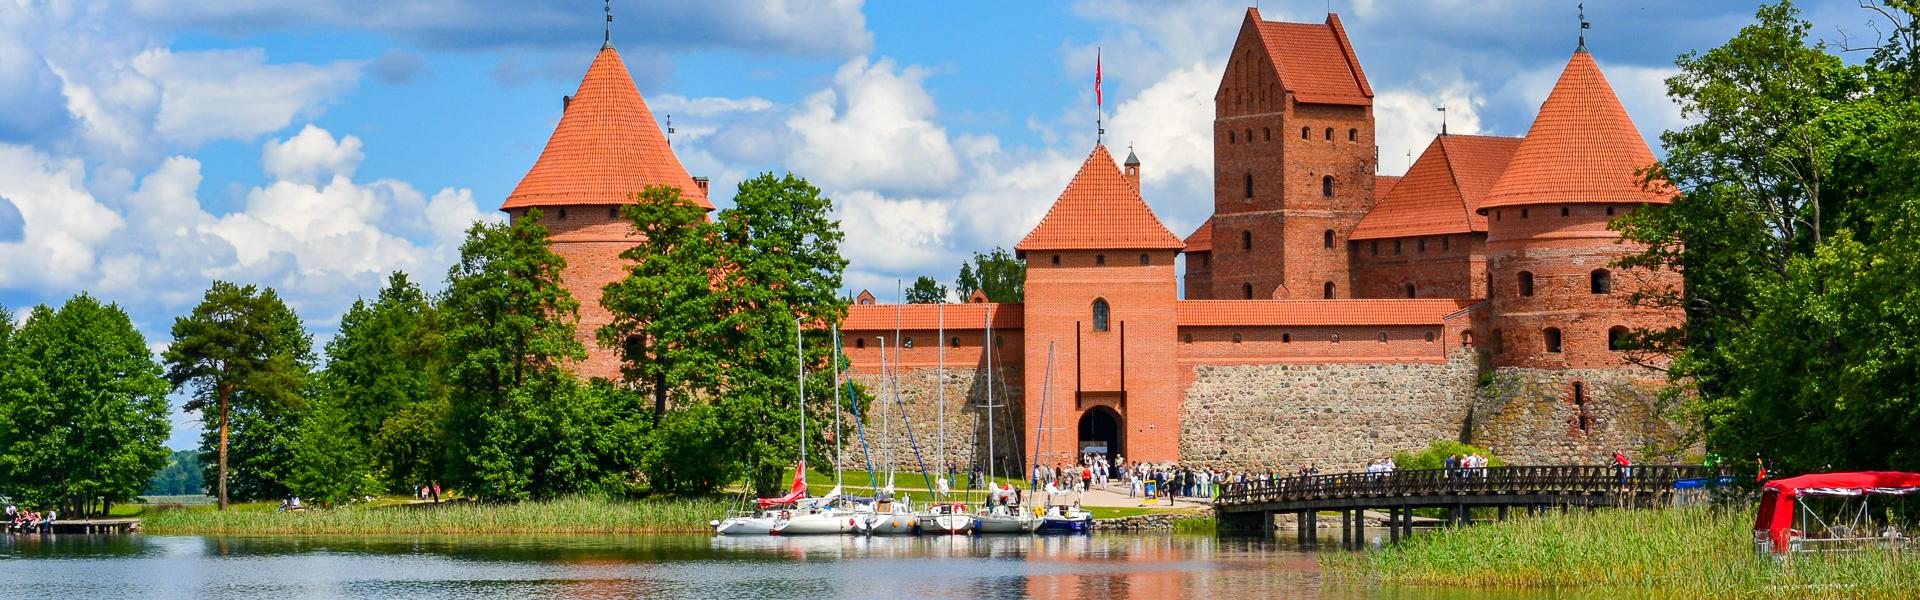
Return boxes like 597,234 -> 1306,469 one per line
642,403 -> 731,495
1392,440 -> 1504,471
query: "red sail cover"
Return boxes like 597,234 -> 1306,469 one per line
1754,471 -> 1920,552
757,464 -> 807,509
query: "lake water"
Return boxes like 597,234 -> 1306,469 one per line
0,533 -> 1581,599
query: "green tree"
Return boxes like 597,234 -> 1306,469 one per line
954,247 -> 1023,302
1391,441 -> 1505,472
321,272 -> 448,492
598,185 -> 724,426
905,276 -> 947,304
372,396 -> 450,501
442,209 -> 615,500
286,394 -> 376,506
164,282 -> 314,509
144,450 -> 205,496
0,295 -> 172,516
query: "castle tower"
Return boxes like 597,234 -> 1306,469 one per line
1479,50 -> 1679,370
1348,133 -> 1521,300
1201,8 -> 1376,301
1016,145 -> 1185,466
502,42 -> 712,380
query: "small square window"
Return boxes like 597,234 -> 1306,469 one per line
1051,255 -> 1060,265
902,337 -> 913,348
1139,254 -> 1150,265
1096,254 -> 1106,266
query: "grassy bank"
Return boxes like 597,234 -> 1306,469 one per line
141,495 -> 732,535
1321,505 -> 1920,598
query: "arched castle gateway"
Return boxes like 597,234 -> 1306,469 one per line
510,8 -> 1689,473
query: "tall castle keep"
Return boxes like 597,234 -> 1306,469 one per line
507,9 -> 1689,473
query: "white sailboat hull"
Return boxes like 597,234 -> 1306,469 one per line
773,510 -> 859,535
975,512 -> 1040,534
918,513 -> 977,535
714,515 -> 778,536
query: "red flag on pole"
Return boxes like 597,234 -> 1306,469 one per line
1095,47 -> 1103,109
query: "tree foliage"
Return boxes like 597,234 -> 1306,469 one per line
320,272 -> 449,493
1617,1 -> 1920,475
0,295 -> 172,516
164,282 -> 313,508
286,394 -> 376,506
954,247 -> 1023,302
145,450 -> 204,496
906,276 -> 947,304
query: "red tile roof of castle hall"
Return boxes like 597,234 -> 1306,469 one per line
1015,145 -> 1185,253
1480,51 -> 1672,211
1183,217 -> 1214,253
1373,175 -> 1402,201
1177,299 -> 1473,327
503,46 -> 711,211
1351,135 -> 1522,240
1250,9 -> 1373,106
843,303 -> 1024,331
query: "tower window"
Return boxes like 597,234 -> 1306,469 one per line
1323,282 -> 1335,299
1348,128 -> 1357,142
1608,326 -> 1629,351
1096,254 -> 1105,266
1245,129 -> 1252,143
1370,241 -> 1379,256
1521,208 -> 1530,219
1242,283 -> 1254,299
1394,240 -> 1402,255
1378,331 -> 1389,343
1324,127 -> 1333,140
1182,333 -> 1193,344
1241,230 -> 1252,251
1301,127 -> 1309,139
1051,255 -> 1060,265
1322,175 -> 1334,197
1518,271 -> 1535,297
902,337 -> 914,348
1323,229 -> 1335,249
1229,131 -> 1235,144
1140,253 -> 1150,265
1590,269 -> 1612,294
1244,173 -> 1254,199
1543,327 -> 1563,353
1442,236 -> 1450,252
1264,128 -> 1271,141
1462,330 -> 1473,347
1092,299 -> 1111,332
1418,238 -> 1427,254
1405,283 -> 1417,298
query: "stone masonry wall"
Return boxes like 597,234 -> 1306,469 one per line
839,366 -> 1025,478
1178,349 -> 1478,471
1468,366 -> 1692,465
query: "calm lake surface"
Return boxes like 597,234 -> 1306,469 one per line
0,532 -> 1596,599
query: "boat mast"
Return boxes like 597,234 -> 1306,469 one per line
796,317 -> 805,481
937,301 -> 945,499
833,326 -> 842,486
878,335 -> 890,493
985,304 -> 995,495
1036,341 -> 1054,506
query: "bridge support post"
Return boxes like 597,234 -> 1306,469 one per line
1498,505 -> 1509,521
1388,508 -> 1400,543
1354,508 -> 1365,546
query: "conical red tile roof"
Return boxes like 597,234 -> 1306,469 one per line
1352,134 -> 1521,240
1481,51 -> 1669,212
503,46 -> 711,211
1015,145 -> 1184,253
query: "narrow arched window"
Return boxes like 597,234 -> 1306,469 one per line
1323,229 -> 1335,248
1591,269 -> 1612,294
1229,131 -> 1235,144
1263,128 -> 1271,141
1322,175 -> 1334,197
1241,230 -> 1252,251
1348,128 -> 1357,142
1092,299 -> 1110,332
1242,283 -> 1254,299
1323,282 -> 1335,299
1245,129 -> 1253,143
1244,173 -> 1254,199
1405,283 -> 1417,298
1324,127 -> 1334,140
1518,271 -> 1535,297
1301,127 -> 1310,139
1543,327 -> 1563,353
1608,326 -> 1629,351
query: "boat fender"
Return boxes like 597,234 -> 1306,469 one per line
779,510 -> 791,520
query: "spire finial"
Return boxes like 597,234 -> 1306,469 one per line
603,0 -> 614,49
1095,46 -> 1105,144
1577,3 -> 1590,52
1437,104 -> 1448,136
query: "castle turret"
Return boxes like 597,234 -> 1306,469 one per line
1478,50 -> 1679,371
1016,144 -> 1185,465
503,43 -> 710,380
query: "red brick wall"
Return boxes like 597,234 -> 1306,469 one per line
1349,233 -> 1488,300
1175,324 -> 1451,364
509,206 -> 640,381
1484,203 -> 1682,369
1022,249 -> 1183,466
1183,251 -> 1214,299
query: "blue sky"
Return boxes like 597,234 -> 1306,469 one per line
0,1 -> 1888,449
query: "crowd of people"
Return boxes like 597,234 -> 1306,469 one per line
5,504 -> 55,534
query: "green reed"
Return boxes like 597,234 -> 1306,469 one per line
1319,505 -> 1920,599
141,495 -> 733,535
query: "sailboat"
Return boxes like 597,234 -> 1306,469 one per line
970,304 -> 1040,534
1031,343 -> 1092,533
712,464 -> 804,535
916,302 -> 977,535
858,333 -> 918,535
771,319 -> 860,536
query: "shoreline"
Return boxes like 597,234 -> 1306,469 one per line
139,495 -> 730,536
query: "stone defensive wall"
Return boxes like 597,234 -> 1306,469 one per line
839,302 -> 1028,474
1467,366 -> 1691,465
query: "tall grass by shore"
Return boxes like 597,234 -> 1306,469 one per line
141,495 -> 732,535
1321,505 -> 1920,599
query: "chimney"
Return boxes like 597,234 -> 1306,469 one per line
693,176 -> 710,195
1123,148 -> 1141,186
562,95 -> 572,111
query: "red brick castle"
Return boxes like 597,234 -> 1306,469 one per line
507,9 -> 1687,473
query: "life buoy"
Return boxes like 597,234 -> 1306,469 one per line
778,510 -> 792,521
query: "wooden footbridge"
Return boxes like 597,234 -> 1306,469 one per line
1215,465 -> 1733,544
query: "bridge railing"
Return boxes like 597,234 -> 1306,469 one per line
1217,465 -> 1732,506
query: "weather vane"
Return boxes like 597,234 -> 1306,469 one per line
1578,3 -> 1591,51
604,0 -> 614,48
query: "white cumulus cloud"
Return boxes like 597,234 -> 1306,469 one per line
787,57 -> 960,195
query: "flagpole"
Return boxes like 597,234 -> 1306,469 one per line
1095,46 -> 1104,144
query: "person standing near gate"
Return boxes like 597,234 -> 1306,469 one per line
1612,449 -> 1632,490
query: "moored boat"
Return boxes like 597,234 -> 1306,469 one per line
974,503 -> 1041,534
918,502 -> 977,535
1036,504 -> 1093,533
861,497 -> 918,535
712,509 -> 782,536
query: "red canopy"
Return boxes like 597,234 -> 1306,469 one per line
756,463 -> 807,509
1754,471 -> 1920,553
